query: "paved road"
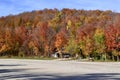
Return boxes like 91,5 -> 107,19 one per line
0,59 -> 120,80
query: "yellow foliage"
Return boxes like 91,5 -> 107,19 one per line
67,20 -> 72,30
33,46 -> 39,56
94,27 -> 104,36
0,44 -> 10,52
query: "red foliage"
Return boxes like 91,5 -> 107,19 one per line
15,26 -> 28,45
54,27 -> 68,49
104,25 -> 120,51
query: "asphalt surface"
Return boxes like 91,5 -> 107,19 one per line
0,59 -> 120,80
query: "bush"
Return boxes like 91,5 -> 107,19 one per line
18,51 -> 25,57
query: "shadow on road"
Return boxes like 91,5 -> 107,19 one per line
0,68 -> 28,73
0,63 -> 120,80
0,64 -> 24,66
31,73 -> 120,80
0,68 -> 120,80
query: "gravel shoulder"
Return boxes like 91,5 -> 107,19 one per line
0,59 -> 120,80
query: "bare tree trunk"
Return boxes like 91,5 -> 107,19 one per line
112,55 -> 115,61
117,55 -> 119,61
105,53 -> 107,61
100,54 -> 103,61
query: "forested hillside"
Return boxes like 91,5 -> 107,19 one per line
0,8 -> 120,61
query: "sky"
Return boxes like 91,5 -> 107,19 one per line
0,0 -> 120,17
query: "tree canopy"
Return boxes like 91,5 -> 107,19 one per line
0,9 -> 120,61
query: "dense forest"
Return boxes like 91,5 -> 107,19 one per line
0,8 -> 120,61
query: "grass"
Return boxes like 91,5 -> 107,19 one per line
0,56 -> 119,62
0,56 -> 55,60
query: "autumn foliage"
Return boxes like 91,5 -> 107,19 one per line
0,8 -> 120,61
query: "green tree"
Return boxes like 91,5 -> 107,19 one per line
64,38 -> 79,57
93,28 -> 106,60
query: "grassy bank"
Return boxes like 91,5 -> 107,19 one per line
0,56 -> 119,62
0,56 -> 55,60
